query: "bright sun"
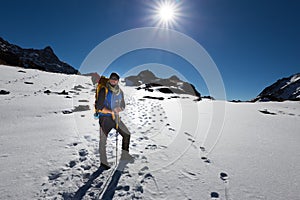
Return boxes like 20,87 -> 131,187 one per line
159,4 -> 175,21
152,1 -> 180,28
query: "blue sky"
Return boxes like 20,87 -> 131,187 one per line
1,0 -> 299,100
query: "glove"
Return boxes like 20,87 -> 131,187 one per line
94,112 -> 100,119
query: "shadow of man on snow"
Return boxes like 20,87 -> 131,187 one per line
100,156 -> 133,200
72,166 -> 105,200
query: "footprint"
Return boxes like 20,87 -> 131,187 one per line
80,164 -> 91,170
200,146 -> 206,152
141,156 -> 148,163
48,171 -> 62,181
134,185 -> 144,194
220,172 -> 228,181
79,149 -> 89,157
138,166 -> 149,176
84,135 -> 92,142
68,160 -> 77,168
184,132 -> 193,137
0,154 -> 9,158
188,138 -> 195,143
140,173 -> 154,184
115,185 -> 130,191
73,142 -> 79,146
210,192 -> 219,199
169,127 -> 175,131
180,169 -> 198,180
145,144 -> 157,150
201,156 -> 211,164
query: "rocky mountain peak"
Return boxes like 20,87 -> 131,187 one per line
124,69 -> 201,98
43,46 -> 54,53
253,73 -> 300,101
138,70 -> 157,79
0,37 -> 78,74
169,75 -> 180,81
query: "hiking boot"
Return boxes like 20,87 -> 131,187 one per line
120,151 -> 134,163
100,162 -> 111,170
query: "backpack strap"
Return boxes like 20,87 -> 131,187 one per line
96,87 -> 114,118
95,86 -> 109,113
104,86 -> 108,98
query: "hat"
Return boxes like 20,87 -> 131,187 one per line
109,72 -> 120,80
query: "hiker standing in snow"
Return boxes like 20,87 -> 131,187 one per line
95,72 -> 132,169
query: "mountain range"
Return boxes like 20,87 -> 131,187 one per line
1,37 -> 299,101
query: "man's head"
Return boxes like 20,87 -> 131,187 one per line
109,72 -> 120,86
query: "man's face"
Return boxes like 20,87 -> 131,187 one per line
109,78 -> 119,86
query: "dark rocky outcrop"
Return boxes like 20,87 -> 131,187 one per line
252,73 -> 300,102
125,70 -> 201,98
0,37 -> 78,74
0,90 -> 10,95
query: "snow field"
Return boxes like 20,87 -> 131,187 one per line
1,65 -> 300,199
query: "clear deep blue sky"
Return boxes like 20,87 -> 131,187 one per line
1,0 -> 299,100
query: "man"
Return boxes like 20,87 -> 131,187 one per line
95,72 -> 132,169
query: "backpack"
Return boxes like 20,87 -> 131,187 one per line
94,76 -> 109,113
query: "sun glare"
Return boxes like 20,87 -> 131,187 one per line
159,4 -> 175,21
151,0 -> 181,28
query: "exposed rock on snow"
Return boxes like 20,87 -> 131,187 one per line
44,90 -> 51,94
73,85 -> 86,91
0,89 -> 10,95
62,110 -> 73,114
72,105 -> 90,112
24,81 -> 33,85
57,90 -> 68,95
259,109 -> 277,115
143,96 -> 164,100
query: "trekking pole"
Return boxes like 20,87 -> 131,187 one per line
115,131 -> 118,165
115,112 -> 119,165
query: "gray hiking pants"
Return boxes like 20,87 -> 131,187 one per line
99,116 -> 131,165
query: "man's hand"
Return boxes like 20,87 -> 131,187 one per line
94,112 -> 100,119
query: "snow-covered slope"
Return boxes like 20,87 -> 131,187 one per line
1,64 -> 300,200
254,73 -> 300,101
